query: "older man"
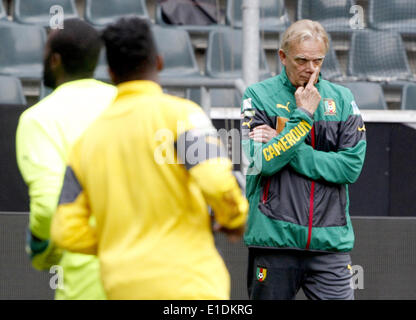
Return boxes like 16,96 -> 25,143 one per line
241,20 -> 366,300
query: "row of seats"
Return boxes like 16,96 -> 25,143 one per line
1,0 -> 148,28
1,0 -> 416,35
0,20 -> 414,85
322,31 -> 415,83
2,73 -> 416,110
160,0 -> 416,35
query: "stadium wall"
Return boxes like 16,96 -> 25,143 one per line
0,212 -> 415,300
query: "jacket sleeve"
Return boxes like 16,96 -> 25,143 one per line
176,105 -> 248,230
241,87 -> 314,177
16,114 -> 65,240
51,139 -> 98,255
289,92 -> 367,184
16,114 -> 64,269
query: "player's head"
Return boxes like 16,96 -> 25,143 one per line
43,18 -> 102,89
101,16 -> 163,85
279,19 -> 329,88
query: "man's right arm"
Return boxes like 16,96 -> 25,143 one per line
244,68 -> 321,176
242,88 -> 314,177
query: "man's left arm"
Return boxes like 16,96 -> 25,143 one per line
289,94 -> 367,185
16,115 -> 65,270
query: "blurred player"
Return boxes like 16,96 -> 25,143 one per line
51,16 -> 248,299
16,19 -> 116,299
242,19 -> 367,300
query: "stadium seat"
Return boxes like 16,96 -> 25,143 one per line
340,82 -> 388,110
226,0 -> 290,32
95,26 -> 204,82
368,0 -> 416,35
0,1 -> 7,20
93,48 -> 111,82
152,25 -> 203,80
347,31 -> 414,82
186,88 -> 242,108
13,0 -> 79,27
401,84 -> 416,110
205,28 -> 271,79
38,83 -> 54,100
0,23 -> 46,81
0,75 -> 27,105
297,0 -> 356,33
155,0 -> 223,34
320,36 -> 344,81
84,0 -> 149,28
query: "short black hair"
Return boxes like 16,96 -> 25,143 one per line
101,16 -> 158,79
49,18 -> 101,77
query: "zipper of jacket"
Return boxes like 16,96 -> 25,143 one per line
306,125 -> 316,249
262,178 -> 271,204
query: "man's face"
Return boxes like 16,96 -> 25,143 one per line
279,39 -> 326,88
42,33 -> 58,89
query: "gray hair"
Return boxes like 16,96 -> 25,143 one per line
280,19 -> 329,54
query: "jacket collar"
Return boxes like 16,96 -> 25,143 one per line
116,80 -> 163,98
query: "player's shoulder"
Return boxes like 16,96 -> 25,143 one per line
246,75 -> 281,96
320,79 -> 354,101
243,76 -> 282,112
18,92 -> 56,125
85,79 -> 117,95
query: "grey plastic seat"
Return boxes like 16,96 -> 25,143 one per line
152,25 -> 203,79
368,0 -> 416,35
340,82 -> 387,110
0,23 -> 46,81
347,31 -> 413,82
13,0 -> 78,27
206,28 -> 271,79
0,1 -> 7,20
186,88 -> 242,108
297,0 -> 356,33
93,48 -> 111,83
85,0 -> 149,28
96,26 -> 204,81
0,76 -> 27,105
320,35 -> 344,81
38,83 -> 54,100
155,1 -> 223,34
226,0 -> 290,32
401,84 -> 416,110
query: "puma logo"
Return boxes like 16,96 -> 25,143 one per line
276,102 -> 290,113
242,118 -> 253,128
358,125 -> 366,132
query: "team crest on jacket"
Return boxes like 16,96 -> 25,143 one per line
256,267 -> 267,282
324,98 -> 337,115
